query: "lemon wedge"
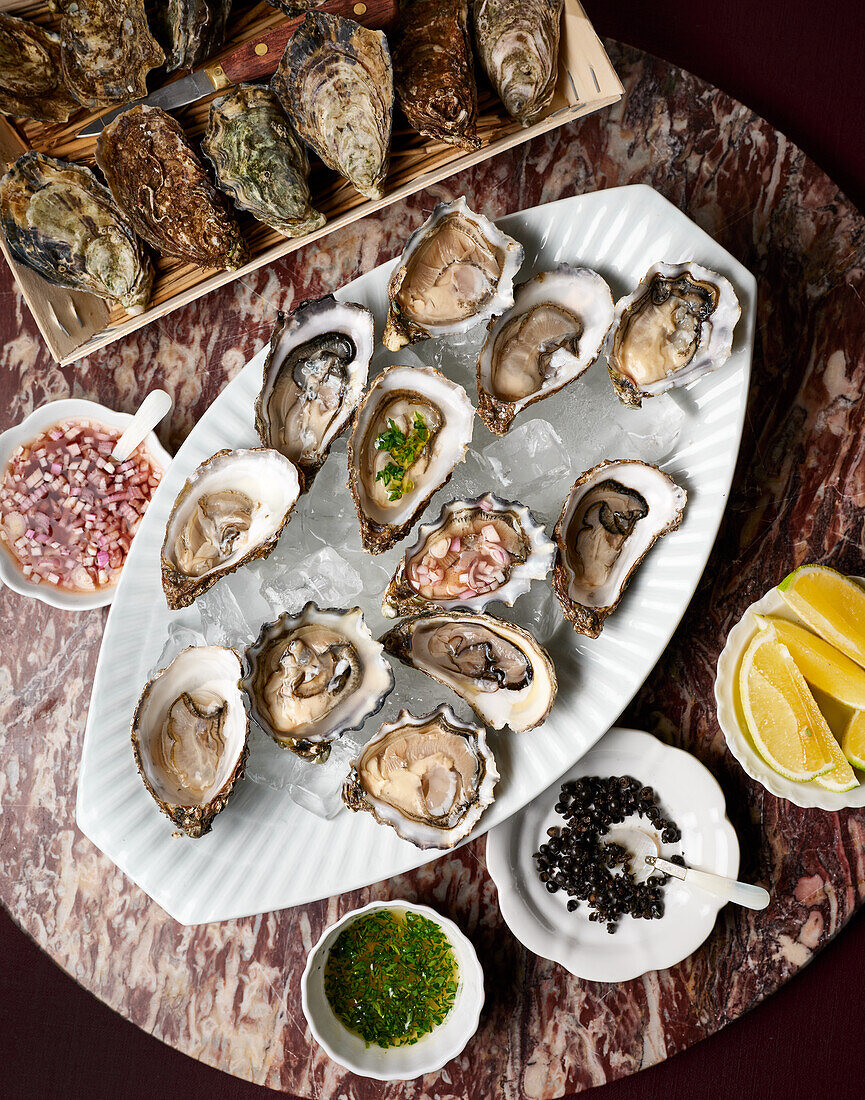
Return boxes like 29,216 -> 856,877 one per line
842,711 -> 865,771
778,565 -> 865,669
752,614 -> 865,710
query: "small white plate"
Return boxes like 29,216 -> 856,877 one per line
301,900 -> 484,1081
485,727 -> 739,982
0,399 -> 171,611
714,580 -> 865,810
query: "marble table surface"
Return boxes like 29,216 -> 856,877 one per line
2,41 -> 865,1098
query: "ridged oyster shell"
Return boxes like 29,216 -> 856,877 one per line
342,704 -> 499,848
381,610 -> 557,732
0,13 -> 80,122
477,266 -> 614,434
96,105 -> 248,270
382,492 -> 554,618
155,0 -> 232,72
242,603 -> 394,761
0,152 -> 153,314
383,197 -> 524,350
161,448 -> 300,610
202,84 -> 325,240
606,261 -> 741,408
272,12 -> 393,200
473,0 -> 563,125
552,459 -> 687,637
131,645 -> 249,838
347,365 -> 475,554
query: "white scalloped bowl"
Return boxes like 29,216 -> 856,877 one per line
0,398 -> 171,611
301,900 -> 485,1081
715,579 -> 865,810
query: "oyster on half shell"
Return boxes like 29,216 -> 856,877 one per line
242,603 -> 394,760
382,492 -> 554,618
342,704 -> 499,849
347,365 -> 475,554
161,448 -> 300,610
0,13 -> 80,122
383,197 -> 524,350
0,152 -> 153,314
381,611 -> 557,732
552,459 -> 687,637
131,645 -> 249,838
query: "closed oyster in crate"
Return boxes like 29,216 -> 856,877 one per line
154,0 -> 233,72
0,13 -> 80,123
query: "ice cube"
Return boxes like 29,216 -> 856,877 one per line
260,545 -> 363,613
501,581 -> 563,645
149,612 -> 205,676
618,393 -> 686,464
198,577 -> 259,648
478,418 -> 573,509
246,725 -> 361,820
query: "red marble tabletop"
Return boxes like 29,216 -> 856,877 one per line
3,3 -> 865,1097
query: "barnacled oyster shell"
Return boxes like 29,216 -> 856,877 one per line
393,0 -> 479,150
272,12 -> 393,200
0,13 -> 80,122
473,0 -> 563,125
60,0 -> 164,108
0,152 -> 153,314
96,105 -> 248,270
264,0 -> 329,12
154,0 -> 232,72
202,84 -> 325,240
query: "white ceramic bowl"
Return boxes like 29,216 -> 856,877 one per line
715,579 -> 865,810
0,398 -> 171,611
301,900 -> 485,1081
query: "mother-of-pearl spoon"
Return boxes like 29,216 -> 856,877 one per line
111,390 -> 173,463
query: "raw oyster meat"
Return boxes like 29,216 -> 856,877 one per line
473,0 -> 563,125
0,152 -> 153,314
347,365 -> 475,554
202,84 -> 325,239
96,105 -> 248,270
154,0 -> 232,72
552,459 -> 687,637
161,448 -> 300,610
60,0 -> 164,108
381,610 -> 557,732
131,645 -> 249,838
255,294 -> 373,489
382,492 -> 554,618
342,704 -> 499,848
272,12 -> 393,200
243,603 -> 394,760
0,14 -> 79,122
383,197 -> 524,350
477,266 -> 614,434
606,261 -> 741,408
393,0 -> 479,150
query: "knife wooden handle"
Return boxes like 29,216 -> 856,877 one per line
219,0 -> 399,85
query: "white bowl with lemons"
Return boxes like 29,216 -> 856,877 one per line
716,565 -> 865,810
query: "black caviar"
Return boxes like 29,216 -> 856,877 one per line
533,775 -> 682,933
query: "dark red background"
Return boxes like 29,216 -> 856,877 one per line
3,1 -> 865,1097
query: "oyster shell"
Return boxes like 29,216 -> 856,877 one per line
255,294 -> 373,489
0,152 -> 153,314
473,0 -> 563,126
161,448 -> 300,610
381,611 -> 556,732
476,266 -> 614,434
202,84 -> 326,240
60,0 -> 164,108
342,704 -> 499,848
272,12 -> 393,200
606,262 -> 741,408
131,645 -> 249,838
264,0 -> 330,12
393,0 -> 479,150
383,197 -> 524,351
382,492 -> 554,618
552,459 -> 687,637
242,603 -> 394,760
0,13 -> 80,123
347,365 -> 475,554
96,105 -> 248,270
155,0 -> 232,72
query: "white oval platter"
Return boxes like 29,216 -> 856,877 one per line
76,185 -> 756,924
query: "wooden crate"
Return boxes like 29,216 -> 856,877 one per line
0,0 -> 622,364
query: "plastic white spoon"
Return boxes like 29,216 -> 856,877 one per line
111,390 -> 173,463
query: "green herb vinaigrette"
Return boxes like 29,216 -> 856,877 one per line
374,413 -> 432,501
323,908 -> 459,1048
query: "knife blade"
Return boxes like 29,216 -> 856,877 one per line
77,0 -> 397,140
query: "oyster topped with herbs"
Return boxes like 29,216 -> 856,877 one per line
96,105 -> 248,270
0,152 -> 153,313
202,84 -> 325,240
153,0 -> 233,72
272,11 -> 393,200
0,13 -> 80,122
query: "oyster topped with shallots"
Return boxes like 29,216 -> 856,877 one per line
0,13 -> 80,122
